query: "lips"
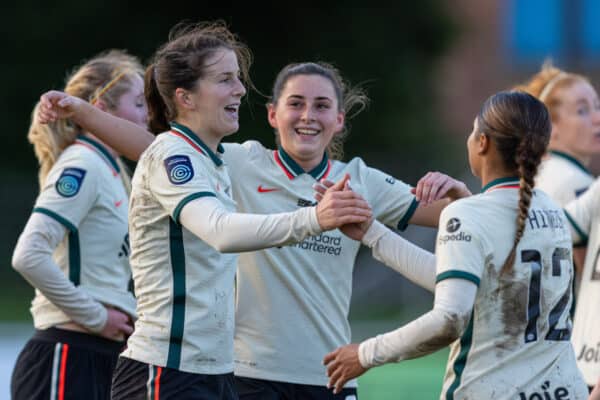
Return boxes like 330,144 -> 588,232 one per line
295,127 -> 319,136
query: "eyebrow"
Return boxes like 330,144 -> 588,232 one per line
286,94 -> 333,102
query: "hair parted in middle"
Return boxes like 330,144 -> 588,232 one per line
269,61 -> 370,160
476,90 -> 551,274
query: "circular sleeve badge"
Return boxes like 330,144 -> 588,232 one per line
164,155 -> 195,185
55,167 -> 87,197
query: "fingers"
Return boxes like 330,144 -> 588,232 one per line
415,172 -> 449,205
119,319 -> 134,336
330,173 -> 350,191
323,349 -> 338,365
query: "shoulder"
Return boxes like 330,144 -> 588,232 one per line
46,144 -> 100,185
440,195 -> 484,223
336,157 -> 398,182
222,140 -> 270,162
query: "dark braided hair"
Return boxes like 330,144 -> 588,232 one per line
476,91 -> 551,274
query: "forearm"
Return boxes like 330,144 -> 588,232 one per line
363,221 -> 436,292
71,102 -> 154,160
180,197 -> 322,253
358,279 -> 476,367
11,214 -> 107,332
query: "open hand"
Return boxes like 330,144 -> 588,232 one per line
323,344 -> 367,394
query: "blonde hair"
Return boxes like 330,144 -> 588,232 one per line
28,49 -> 144,191
514,60 -> 589,122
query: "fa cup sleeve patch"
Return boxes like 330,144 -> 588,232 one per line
164,155 -> 194,185
55,167 -> 87,197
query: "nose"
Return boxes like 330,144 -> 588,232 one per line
301,106 -> 316,122
593,108 -> 600,124
233,77 -> 246,98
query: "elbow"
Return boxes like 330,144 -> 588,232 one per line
11,248 -> 29,274
445,310 -> 471,342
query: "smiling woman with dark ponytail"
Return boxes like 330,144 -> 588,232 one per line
324,91 -> 589,399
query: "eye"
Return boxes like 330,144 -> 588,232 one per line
577,105 -> 590,115
317,103 -> 331,110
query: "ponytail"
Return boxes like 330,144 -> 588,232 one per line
28,102 -> 78,190
145,64 -> 171,134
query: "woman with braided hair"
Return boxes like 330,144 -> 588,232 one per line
322,90 -> 588,399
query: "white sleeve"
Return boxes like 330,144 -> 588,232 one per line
179,196 -> 322,253
358,278 -> 476,367
11,212 -> 107,332
362,220 -> 436,292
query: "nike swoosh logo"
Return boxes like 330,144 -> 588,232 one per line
257,185 -> 279,193
115,200 -> 124,207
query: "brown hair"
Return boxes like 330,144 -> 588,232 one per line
28,50 -> 143,189
476,91 -> 551,273
269,62 -> 369,160
145,20 -> 253,134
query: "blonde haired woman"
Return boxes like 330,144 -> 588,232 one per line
11,49 -> 146,400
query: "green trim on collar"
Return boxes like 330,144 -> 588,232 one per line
77,135 -> 120,173
481,176 -> 520,193
277,148 -> 329,179
549,150 -> 592,176
170,122 -> 225,166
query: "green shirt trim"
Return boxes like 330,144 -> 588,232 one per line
173,192 -> 217,225
436,270 -> 481,286
550,150 -> 592,176
166,218 -> 186,369
563,209 -> 588,246
397,197 -> 419,231
32,207 -> 81,286
170,122 -> 224,166
445,313 -> 474,400
77,135 -> 121,173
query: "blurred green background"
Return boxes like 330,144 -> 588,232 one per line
3,1 -> 600,398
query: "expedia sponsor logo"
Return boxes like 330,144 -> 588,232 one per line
446,218 -> 461,233
518,380 -> 570,400
291,233 -> 342,255
438,231 -> 471,245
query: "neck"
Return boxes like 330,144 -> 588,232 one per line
83,132 -> 119,158
176,117 -> 222,153
548,145 -> 590,166
479,166 -> 517,191
295,156 -> 323,172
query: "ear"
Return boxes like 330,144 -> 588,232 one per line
267,103 -> 278,129
174,88 -> 194,110
333,111 -> 345,135
477,132 -> 490,155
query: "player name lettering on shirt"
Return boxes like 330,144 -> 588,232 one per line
290,233 -> 342,255
518,380 -> 570,400
527,208 -> 565,230
577,342 -> 600,364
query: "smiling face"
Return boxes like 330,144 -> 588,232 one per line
268,74 -> 344,170
184,48 -> 246,140
550,80 -> 600,161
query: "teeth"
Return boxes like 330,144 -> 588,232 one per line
296,128 -> 318,135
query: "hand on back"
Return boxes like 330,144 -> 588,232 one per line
100,307 -> 134,341
412,171 -> 471,206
